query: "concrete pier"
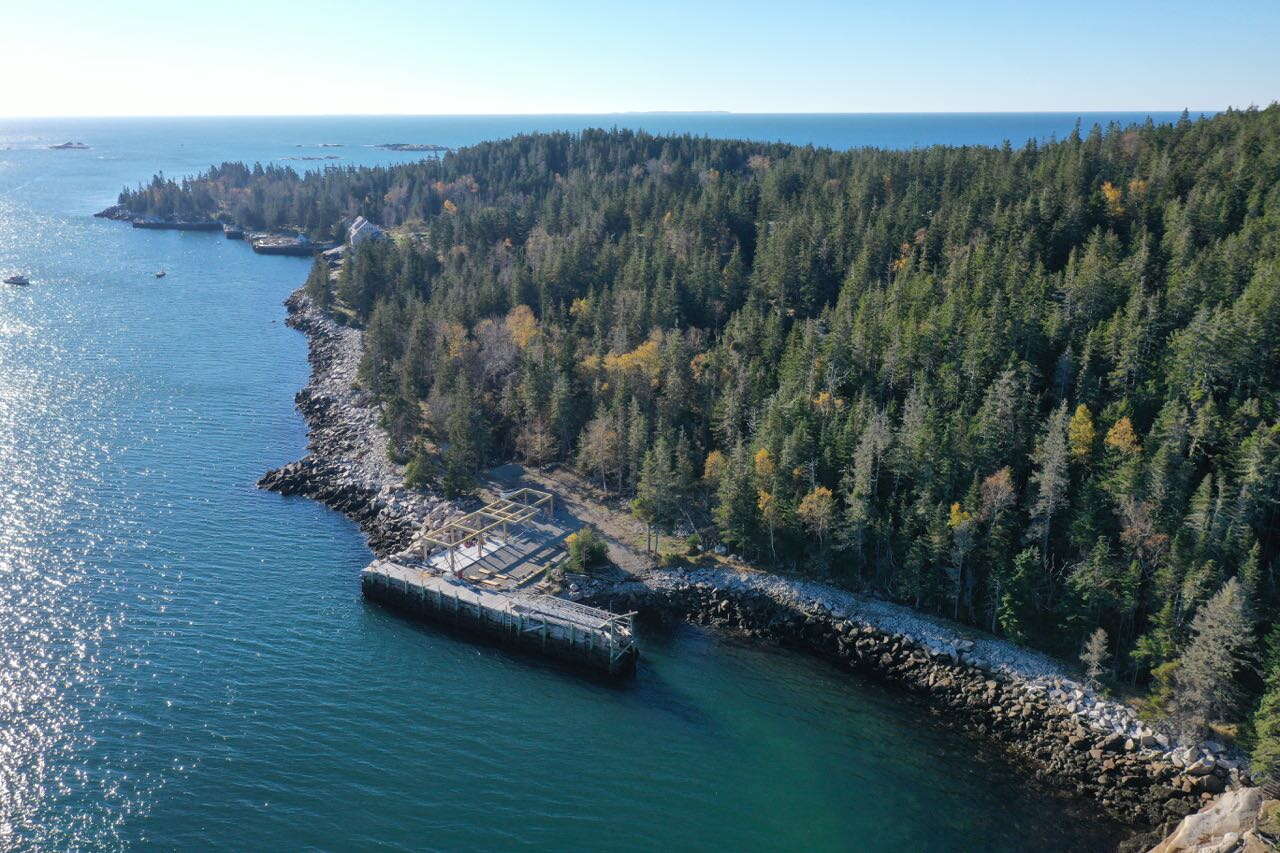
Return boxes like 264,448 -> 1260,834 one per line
362,560 -> 638,676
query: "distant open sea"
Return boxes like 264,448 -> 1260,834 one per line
0,113 -> 1192,850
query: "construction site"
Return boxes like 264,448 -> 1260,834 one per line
361,487 -> 639,676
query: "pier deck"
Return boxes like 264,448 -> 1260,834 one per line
362,560 -> 638,675
362,488 -> 638,676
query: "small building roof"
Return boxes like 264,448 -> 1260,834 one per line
347,216 -> 386,245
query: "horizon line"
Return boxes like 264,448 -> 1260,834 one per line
0,107 -> 1242,121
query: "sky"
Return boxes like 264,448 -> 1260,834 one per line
1,0 -> 1276,117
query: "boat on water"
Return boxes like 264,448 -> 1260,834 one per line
155,270 -> 167,278
4,274 -> 30,286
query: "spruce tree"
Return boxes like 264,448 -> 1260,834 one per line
1171,578 -> 1253,737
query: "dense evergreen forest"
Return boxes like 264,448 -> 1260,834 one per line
121,108 -> 1280,772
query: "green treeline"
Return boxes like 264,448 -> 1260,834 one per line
125,109 -> 1280,758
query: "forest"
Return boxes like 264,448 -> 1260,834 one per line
119,108 -> 1280,776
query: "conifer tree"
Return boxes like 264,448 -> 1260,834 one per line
1029,402 -> 1071,558
1171,578 -> 1253,736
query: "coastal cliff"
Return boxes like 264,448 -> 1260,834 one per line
261,282 -> 1269,846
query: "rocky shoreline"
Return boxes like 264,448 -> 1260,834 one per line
262,283 -> 1267,849
581,572 -> 1222,834
256,289 -> 451,554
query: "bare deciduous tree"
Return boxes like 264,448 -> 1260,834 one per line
1080,628 -> 1109,689
517,418 -> 555,467
577,415 -> 620,492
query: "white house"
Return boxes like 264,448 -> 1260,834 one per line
347,216 -> 386,245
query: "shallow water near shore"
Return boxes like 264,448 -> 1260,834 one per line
0,116 -> 1155,850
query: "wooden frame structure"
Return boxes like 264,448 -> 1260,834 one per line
420,488 -> 555,573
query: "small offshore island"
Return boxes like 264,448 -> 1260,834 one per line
375,142 -> 452,152
102,109 -> 1280,850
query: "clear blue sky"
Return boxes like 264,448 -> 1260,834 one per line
2,0 -> 1275,116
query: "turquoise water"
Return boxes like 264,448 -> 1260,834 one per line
0,116 -> 1155,850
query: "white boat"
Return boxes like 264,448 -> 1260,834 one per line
155,270 -> 167,278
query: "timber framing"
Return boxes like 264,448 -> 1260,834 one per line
365,486 -> 640,675
420,488 -> 554,568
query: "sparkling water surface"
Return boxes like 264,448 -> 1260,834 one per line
0,115 -> 1177,850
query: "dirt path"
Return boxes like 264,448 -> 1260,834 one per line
482,463 -> 665,577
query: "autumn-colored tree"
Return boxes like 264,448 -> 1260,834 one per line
1100,180 -> 1124,217
703,449 -> 727,484
979,467 -> 1016,521
753,447 -> 776,481
757,489 -> 782,559
1067,404 -> 1096,462
797,486 -> 835,544
1105,416 -> 1141,454
505,304 -> 538,349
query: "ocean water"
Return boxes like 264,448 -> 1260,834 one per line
0,115 -> 1173,851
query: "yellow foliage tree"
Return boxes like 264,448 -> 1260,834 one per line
441,322 -> 468,359
797,486 -> 835,543
1101,181 -> 1124,217
812,391 -> 843,413
1105,416 -> 1141,454
1068,404 -> 1097,461
890,242 -> 912,274
757,489 -> 781,558
689,351 -> 712,381
753,447 -> 776,480
442,198 -> 459,215
505,304 -> 538,349
948,502 -> 974,529
703,449 -> 727,483
601,336 -> 663,384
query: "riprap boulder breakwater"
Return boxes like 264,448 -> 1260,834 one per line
580,571 -> 1256,836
